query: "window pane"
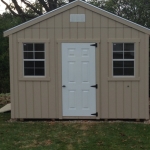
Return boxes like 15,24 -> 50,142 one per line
124,43 -> 134,51
113,43 -> 123,51
35,43 -> 44,51
24,52 -> 34,59
23,43 -> 33,51
113,61 -> 123,67
124,61 -> 134,68
113,52 -> 123,59
113,68 -> 123,76
24,61 -> 34,67
124,68 -> 134,76
35,52 -> 45,59
24,68 -> 34,75
35,69 -> 45,76
124,52 -> 134,59
35,61 -> 44,68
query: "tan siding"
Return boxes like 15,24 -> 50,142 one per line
124,82 -> 132,118
47,17 -> 56,118
39,21 -> 47,38
26,82 -> 34,118
93,13 -> 101,39
108,20 -> 116,38
18,82 -> 26,118
85,8 -> 92,38
116,22 -> 124,38
41,82 -> 49,118
139,32 -> 146,118
124,26 -> 131,38
13,33 -> 19,118
32,24 -> 40,38
70,7 -> 78,38
33,82 -> 41,118
108,82 -> 116,118
116,82 -> 124,118
100,16 -> 109,118
55,14 -> 63,118
78,6 -> 85,38
131,82 -> 139,118
62,11 -> 70,39
145,34 -> 149,119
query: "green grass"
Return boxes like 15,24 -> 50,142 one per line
0,113 -> 150,150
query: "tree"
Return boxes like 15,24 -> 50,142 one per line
102,0 -> 150,28
0,13 -> 23,93
1,0 -> 70,21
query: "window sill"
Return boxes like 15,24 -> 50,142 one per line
19,77 -> 50,81
108,77 -> 140,81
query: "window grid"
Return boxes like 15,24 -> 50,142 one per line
113,43 -> 134,76
23,43 -> 45,76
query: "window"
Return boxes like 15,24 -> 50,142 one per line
113,43 -> 134,76
23,43 -> 45,76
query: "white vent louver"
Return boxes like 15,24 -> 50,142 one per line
70,14 -> 85,22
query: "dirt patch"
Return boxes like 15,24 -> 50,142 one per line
67,144 -> 74,150
80,124 -> 88,130
0,93 -> 10,108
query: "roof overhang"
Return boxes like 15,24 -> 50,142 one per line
4,0 -> 150,37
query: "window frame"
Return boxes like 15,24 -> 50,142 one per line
18,39 -> 50,81
112,43 -> 135,77
108,39 -> 140,81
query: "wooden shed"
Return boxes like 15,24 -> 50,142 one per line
4,0 -> 150,120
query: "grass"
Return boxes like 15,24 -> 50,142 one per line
0,113 -> 150,150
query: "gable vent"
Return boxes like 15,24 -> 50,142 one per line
70,14 -> 85,22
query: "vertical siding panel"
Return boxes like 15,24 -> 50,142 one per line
100,16 -> 109,118
123,25 -> 131,38
85,8 -> 92,39
41,82 -> 49,118
109,82 -> 116,118
131,29 -> 139,38
24,28 -> 32,38
70,7 -> 78,39
18,82 -> 26,118
139,33 -> 145,118
39,21 -> 47,38
131,82 -> 139,119
116,22 -> 124,38
32,24 -> 40,38
34,82 -> 41,118
77,6 -> 85,38
144,34 -> 149,119
124,82 -> 131,118
62,11 -> 70,39
47,17 -> 56,118
108,20 -> 116,38
116,82 -> 124,118
55,14 -> 62,118
13,33 -> 19,118
26,82 -> 34,118
9,35 -> 15,118
93,13 -> 100,39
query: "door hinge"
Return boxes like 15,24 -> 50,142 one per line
91,112 -> 98,117
90,43 -> 97,47
91,84 -> 98,89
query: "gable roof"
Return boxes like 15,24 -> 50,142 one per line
4,0 -> 150,37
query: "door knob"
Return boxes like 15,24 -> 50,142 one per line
62,85 -> 66,87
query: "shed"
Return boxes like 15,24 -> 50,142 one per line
4,0 -> 150,119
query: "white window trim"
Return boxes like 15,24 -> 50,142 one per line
18,39 -> 50,81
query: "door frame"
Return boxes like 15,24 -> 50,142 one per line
56,39 -> 100,119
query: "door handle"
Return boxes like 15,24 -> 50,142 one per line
62,85 -> 66,87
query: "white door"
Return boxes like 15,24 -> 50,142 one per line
62,43 -> 96,116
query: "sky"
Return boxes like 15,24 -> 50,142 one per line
0,0 -> 35,14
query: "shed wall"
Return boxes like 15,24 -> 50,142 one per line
10,6 -> 149,119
